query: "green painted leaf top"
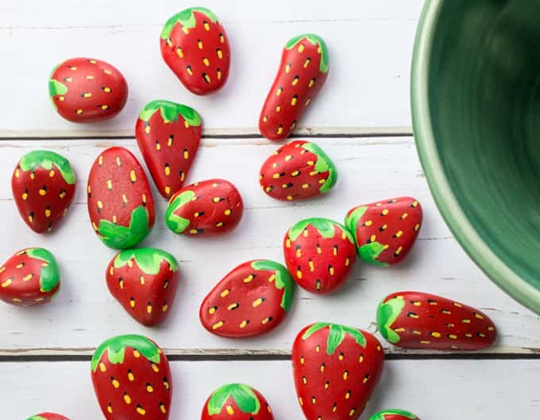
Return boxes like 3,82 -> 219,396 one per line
114,248 -> 179,275
161,7 -> 219,39
91,334 -> 161,372
285,33 -> 329,73
27,247 -> 60,292
302,322 -> 367,354
139,99 -> 202,126
20,150 -> 76,185
207,383 -> 261,415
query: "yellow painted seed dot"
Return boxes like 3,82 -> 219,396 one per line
107,405 -> 113,414
136,406 -> 145,415
112,379 -> 120,388
431,332 -> 441,338
99,363 -> 107,372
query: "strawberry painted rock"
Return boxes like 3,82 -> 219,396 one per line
377,291 -> 497,350
12,151 -> 76,233
259,34 -> 329,141
91,335 -> 172,420
87,147 -> 155,249
367,410 -> 421,420
25,414 -> 71,420
345,197 -> 423,266
165,179 -> 243,237
161,7 -> 231,95
283,218 -> 356,294
200,260 -> 295,338
106,248 -> 180,327
49,57 -> 128,123
201,383 -> 274,420
259,140 -> 337,201
136,100 -> 202,198
292,323 -> 385,420
0,247 -> 60,307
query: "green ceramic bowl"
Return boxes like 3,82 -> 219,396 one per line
412,0 -> 540,314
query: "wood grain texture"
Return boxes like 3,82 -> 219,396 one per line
4,360 -> 540,419
0,138 -> 537,355
0,0 -> 423,134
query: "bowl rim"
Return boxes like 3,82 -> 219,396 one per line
411,0 -> 540,313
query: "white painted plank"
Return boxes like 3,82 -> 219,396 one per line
3,360 -> 540,419
0,138 -> 537,354
0,1 -> 422,134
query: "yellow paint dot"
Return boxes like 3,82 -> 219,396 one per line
39,188 -> 47,196
112,379 -> 120,388
221,289 -> 230,298
1,279 -> 12,288
107,405 -> 113,414
136,406 -> 145,415
99,362 -> 107,372
431,332 -> 441,338
448,334 -> 458,340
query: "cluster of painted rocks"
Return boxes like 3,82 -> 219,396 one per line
10,6 -> 500,420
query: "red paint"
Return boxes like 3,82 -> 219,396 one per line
87,147 -> 155,249
29,414 -> 70,420
12,152 -> 76,234
165,179 -> 243,237
283,218 -> 356,294
201,384 -> 274,420
200,260 -> 295,338
377,291 -> 497,351
49,58 -> 128,123
345,197 -> 423,266
0,248 -> 60,307
292,323 -> 385,420
136,101 -> 202,198
259,34 -> 329,141
106,249 -> 180,327
160,8 -> 231,95
259,140 -> 338,201
91,336 -> 172,420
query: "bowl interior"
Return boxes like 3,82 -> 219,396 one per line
413,0 -> 540,312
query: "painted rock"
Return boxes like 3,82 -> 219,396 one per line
161,7 -> 231,95
87,147 -> 155,249
259,34 -> 329,141
0,247 -> 60,307
377,291 -> 497,350
292,323 -> 385,420
200,260 -> 295,338
106,248 -> 180,327
259,140 -> 337,201
201,383 -> 274,420
91,335 -> 172,420
12,150 -> 76,233
25,414 -> 71,420
345,197 -> 423,266
283,218 -> 356,294
367,409 -> 421,420
49,57 -> 128,123
136,100 -> 202,198
165,179 -> 243,237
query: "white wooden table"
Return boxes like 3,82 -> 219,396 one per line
1,1 -> 539,419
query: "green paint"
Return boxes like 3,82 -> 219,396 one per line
302,322 -> 366,355
139,100 -> 202,126
285,33 -> 329,73
368,409 -> 418,420
114,248 -> 178,275
252,260 -> 296,312
165,190 -> 194,233
27,248 -> 60,293
49,79 -> 68,96
359,242 -> 389,267
207,383 -> 261,415
91,334 -> 161,372
98,206 -> 151,250
302,142 -> 338,193
377,297 -> 406,344
344,206 -> 367,247
25,416 -> 47,420
288,218 -> 338,241
161,7 -> 219,39
20,150 -> 76,185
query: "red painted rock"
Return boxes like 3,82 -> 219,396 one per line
165,179 -> 243,237
259,140 -> 338,201
201,383 -> 274,420
12,151 -> 76,233
345,197 -> 423,266
377,291 -> 497,350
259,34 -> 329,141
25,414 -> 71,420
106,248 -> 180,327
283,218 -> 356,294
49,57 -> 128,123
160,7 -> 231,95
87,147 -> 155,249
200,260 -> 295,338
367,410 -> 421,420
91,335 -> 172,420
0,247 -> 60,307
292,323 -> 385,420
136,100 -> 202,198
